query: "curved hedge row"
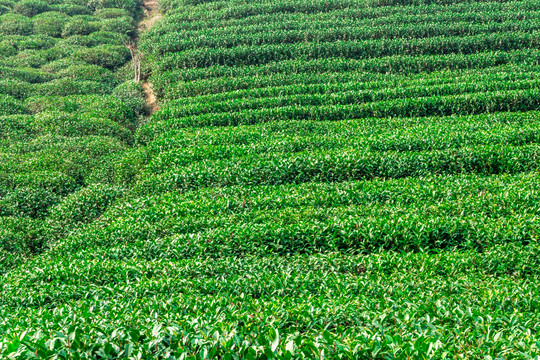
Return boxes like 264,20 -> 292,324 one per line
134,112 -> 540,174
150,19 -> 540,53
58,172 -> 540,256
156,78 -> 540,119
151,50 -> 540,97
154,0 -> 539,23
138,89 -> 540,143
159,65 -> 538,102
3,246 -> 540,358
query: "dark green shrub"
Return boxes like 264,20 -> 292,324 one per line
32,11 -> 68,37
1,135 -> 127,185
3,33 -> 56,50
68,14 -> 99,22
32,78 -> 112,96
0,40 -> 17,57
95,7 -> 130,18
0,79 -> 34,100
24,95 -> 79,113
66,0 -> 89,6
55,64 -> 118,86
0,0 -> 15,8
48,183 -> 125,231
60,34 -> 100,46
0,13 -> 33,35
88,0 -> 141,15
0,248 -> 24,275
13,0 -> 51,17
0,115 -> 37,141
80,95 -> 135,126
0,187 -> 60,219
100,16 -> 134,36
73,44 -> 130,70
78,117 -> 133,144
62,17 -> 100,37
93,146 -> 149,185
112,80 -> 146,115
25,94 -> 135,126
34,111 -> 133,143
0,5 -> 10,15
0,217 -> 50,255
4,49 -> 47,68
0,171 -> 79,196
87,30 -> 127,45
49,3 -> 90,16
0,94 -> 27,116
84,151 -> 122,184
0,65 -> 51,83
112,60 -> 132,82
41,57 -> 84,72
41,44 -> 85,62
62,31 -> 127,47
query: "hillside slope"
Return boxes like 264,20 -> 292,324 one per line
3,0 -> 540,358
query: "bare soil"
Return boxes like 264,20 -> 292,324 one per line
138,0 -> 161,114
139,0 -> 162,33
142,81 -> 160,114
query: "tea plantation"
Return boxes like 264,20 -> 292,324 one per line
2,0 -> 540,357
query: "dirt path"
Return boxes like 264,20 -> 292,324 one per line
142,82 -> 159,114
139,0 -> 162,33
138,0 -> 161,114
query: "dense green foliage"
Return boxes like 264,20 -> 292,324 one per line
3,0 -> 540,358
0,0 -> 142,269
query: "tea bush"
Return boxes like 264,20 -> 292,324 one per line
48,183 -> 125,231
54,64 -> 118,86
0,94 -> 27,116
0,12 -> 33,35
0,79 -> 33,100
112,80 -> 147,116
0,115 -> 36,141
100,15 -> 134,36
95,7 -> 131,18
61,16 -> 100,37
24,94 -> 135,126
73,44 -> 130,70
0,216 -> 49,259
0,187 -> 60,219
33,111 -> 134,143
32,11 -> 68,37
32,78 -> 112,96
13,0 -> 51,17
49,3 -> 90,16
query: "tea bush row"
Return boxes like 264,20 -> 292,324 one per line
151,50 -> 540,97
138,89 -> 540,142
156,31 -> 540,70
156,77 -> 540,119
3,247 -> 540,358
150,18 -> 540,54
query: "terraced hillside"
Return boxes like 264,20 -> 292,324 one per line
2,0 -> 540,358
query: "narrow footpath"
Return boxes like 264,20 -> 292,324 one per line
138,0 -> 162,114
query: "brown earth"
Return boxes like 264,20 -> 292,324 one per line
139,0 -> 162,33
138,0 -> 161,114
142,81 -> 160,114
